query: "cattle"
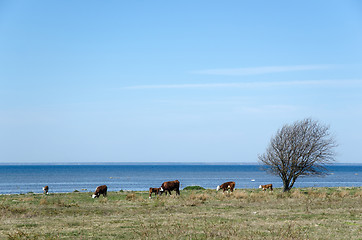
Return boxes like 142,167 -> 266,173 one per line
149,187 -> 161,198
259,184 -> 273,191
216,181 -> 235,194
159,180 -> 180,196
92,185 -> 107,198
43,185 -> 49,194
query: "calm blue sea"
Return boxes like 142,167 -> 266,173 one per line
0,164 -> 361,194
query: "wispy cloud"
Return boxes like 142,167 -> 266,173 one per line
192,64 -> 335,76
122,79 -> 362,90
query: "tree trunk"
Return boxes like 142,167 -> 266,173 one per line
282,179 -> 291,192
283,185 -> 291,192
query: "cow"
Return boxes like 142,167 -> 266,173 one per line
259,184 -> 273,191
149,187 -> 161,198
159,180 -> 180,196
216,181 -> 235,194
43,185 -> 49,194
92,185 -> 107,198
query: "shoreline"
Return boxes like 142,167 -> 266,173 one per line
2,186 -> 362,196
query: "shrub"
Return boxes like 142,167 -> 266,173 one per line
189,193 -> 208,202
126,193 -> 142,201
183,186 -> 205,190
339,190 -> 350,198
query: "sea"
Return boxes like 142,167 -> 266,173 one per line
0,163 -> 362,195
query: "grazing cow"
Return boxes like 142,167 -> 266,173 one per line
259,184 -> 273,191
149,187 -> 161,198
216,181 -> 235,194
159,180 -> 180,196
92,185 -> 107,198
43,186 -> 49,194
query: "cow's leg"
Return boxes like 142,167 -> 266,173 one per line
176,189 -> 180,195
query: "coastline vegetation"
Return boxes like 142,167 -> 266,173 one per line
1,187 -> 361,239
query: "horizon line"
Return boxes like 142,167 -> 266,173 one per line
0,162 -> 360,165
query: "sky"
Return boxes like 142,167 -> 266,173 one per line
0,1 -> 362,163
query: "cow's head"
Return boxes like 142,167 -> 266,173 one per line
258,185 -> 262,189
158,187 -> 164,195
92,194 -> 98,198
216,185 -> 220,191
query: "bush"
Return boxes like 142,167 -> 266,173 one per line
126,193 -> 142,201
189,193 -> 208,202
183,186 -> 205,190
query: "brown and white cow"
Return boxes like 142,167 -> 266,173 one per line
43,185 -> 49,194
92,185 -> 107,198
259,184 -> 273,191
159,180 -> 180,196
216,181 -> 235,194
149,187 -> 161,198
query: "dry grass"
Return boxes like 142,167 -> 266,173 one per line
0,187 -> 361,239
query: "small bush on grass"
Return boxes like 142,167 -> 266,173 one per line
338,190 -> 350,198
126,193 -> 143,202
189,193 -> 208,202
183,186 -> 205,190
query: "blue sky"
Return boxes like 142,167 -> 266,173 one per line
1,1 -> 362,163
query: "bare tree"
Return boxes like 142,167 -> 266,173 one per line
258,118 -> 337,192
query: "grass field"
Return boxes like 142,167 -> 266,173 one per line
1,187 -> 361,239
